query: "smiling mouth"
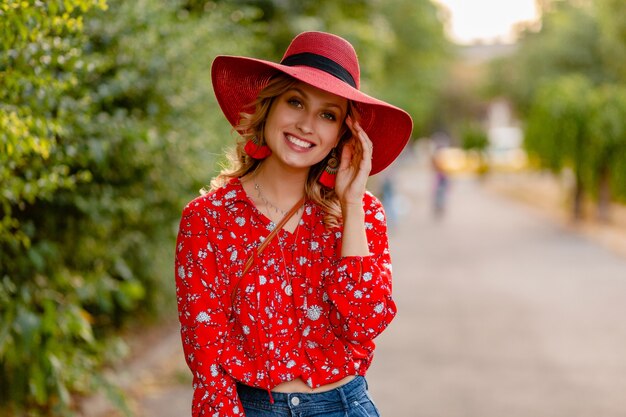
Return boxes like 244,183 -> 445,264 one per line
286,134 -> 314,149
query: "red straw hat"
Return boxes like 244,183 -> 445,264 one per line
211,31 -> 413,175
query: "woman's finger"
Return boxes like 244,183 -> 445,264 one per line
353,122 -> 373,165
338,139 -> 354,171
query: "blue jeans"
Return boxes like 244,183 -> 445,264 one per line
236,376 -> 381,417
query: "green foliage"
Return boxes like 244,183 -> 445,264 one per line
587,85 -> 626,200
1,0 -> 261,414
461,122 -> 489,152
489,0 -> 626,216
525,75 -> 594,173
525,74 -> 626,211
0,0 -> 105,248
226,0 -> 451,137
488,0 -> 612,115
0,2 -> 116,413
367,0 -> 451,136
596,0 -> 626,83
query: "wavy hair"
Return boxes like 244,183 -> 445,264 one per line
209,74 -> 354,228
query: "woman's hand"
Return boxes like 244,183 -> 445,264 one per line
334,117 -> 373,209
335,117 -> 372,257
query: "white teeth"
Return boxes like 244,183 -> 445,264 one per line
286,135 -> 313,148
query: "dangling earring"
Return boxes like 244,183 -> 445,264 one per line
244,136 -> 272,159
318,148 -> 339,188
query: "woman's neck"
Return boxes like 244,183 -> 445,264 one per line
249,160 -> 307,206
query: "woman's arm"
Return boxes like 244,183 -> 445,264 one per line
326,193 -> 397,343
340,201 -> 369,257
328,119 -> 397,343
176,202 -> 244,417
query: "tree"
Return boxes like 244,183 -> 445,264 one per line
488,0 -> 607,116
487,0 -> 626,219
368,0 -> 451,136
525,75 -> 594,220
596,0 -> 626,83
587,86 -> 626,220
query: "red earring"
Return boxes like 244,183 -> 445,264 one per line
318,149 -> 339,188
244,136 -> 272,159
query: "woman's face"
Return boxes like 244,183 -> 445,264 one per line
263,82 -> 348,171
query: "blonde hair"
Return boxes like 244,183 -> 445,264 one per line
209,74 -> 354,228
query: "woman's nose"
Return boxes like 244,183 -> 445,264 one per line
295,112 -> 314,134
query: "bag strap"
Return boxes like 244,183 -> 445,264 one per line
232,196 -> 306,303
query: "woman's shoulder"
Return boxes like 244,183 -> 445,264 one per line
181,178 -> 244,216
363,190 -> 383,210
307,191 -> 384,227
362,191 -> 387,226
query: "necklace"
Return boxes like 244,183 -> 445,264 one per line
277,225 -> 300,297
254,181 -> 288,216
253,180 -> 306,298
254,181 -> 304,221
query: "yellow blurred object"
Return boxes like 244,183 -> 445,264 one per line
435,148 -> 481,174
80,308 -> 95,324
489,148 -> 528,172
435,147 -> 528,175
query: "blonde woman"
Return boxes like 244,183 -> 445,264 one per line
175,31 -> 412,417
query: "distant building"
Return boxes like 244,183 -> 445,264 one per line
486,98 -> 526,170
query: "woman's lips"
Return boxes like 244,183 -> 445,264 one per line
285,134 -> 314,150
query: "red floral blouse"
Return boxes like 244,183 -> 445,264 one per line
175,178 -> 396,417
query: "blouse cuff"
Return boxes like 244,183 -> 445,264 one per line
332,255 -> 390,302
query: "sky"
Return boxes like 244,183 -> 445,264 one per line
434,0 -> 539,44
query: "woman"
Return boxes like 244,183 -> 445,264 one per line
175,31 -> 412,417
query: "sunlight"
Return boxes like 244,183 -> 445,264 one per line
435,0 -> 539,44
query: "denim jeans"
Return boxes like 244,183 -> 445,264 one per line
236,376 -> 381,417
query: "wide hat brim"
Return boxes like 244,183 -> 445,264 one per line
211,55 -> 413,176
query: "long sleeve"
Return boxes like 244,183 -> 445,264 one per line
175,203 -> 244,417
326,193 -> 397,343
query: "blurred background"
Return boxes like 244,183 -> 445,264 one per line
1,0 -> 625,416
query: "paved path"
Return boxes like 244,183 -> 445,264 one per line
369,156 -> 626,417
113,153 -> 626,417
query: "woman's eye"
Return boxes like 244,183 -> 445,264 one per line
321,112 -> 337,121
287,98 -> 303,108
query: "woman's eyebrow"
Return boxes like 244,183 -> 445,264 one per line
286,87 -> 308,100
288,87 -> 345,111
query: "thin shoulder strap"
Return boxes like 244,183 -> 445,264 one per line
233,196 -> 306,303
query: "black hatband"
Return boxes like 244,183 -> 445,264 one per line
280,52 -> 356,88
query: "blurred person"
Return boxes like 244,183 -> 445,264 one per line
174,32 -> 412,417
378,165 -> 399,230
431,147 -> 449,218
431,133 -> 450,219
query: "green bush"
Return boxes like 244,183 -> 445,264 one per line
1,0 -> 260,414
1,1 -> 114,413
525,75 -> 626,217
461,122 -> 489,153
